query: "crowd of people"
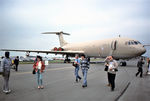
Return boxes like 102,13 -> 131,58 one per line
0,51 -> 150,94
0,52 -> 46,94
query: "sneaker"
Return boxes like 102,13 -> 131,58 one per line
76,79 -> 78,83
5,90 -> 11,94
38,86 -> 41,89
41,86 -> 44,89
135,74 -> 138,77
107,84 -> 111,86
82,85 -> 87,88
79,78 -> 82,82
8,90 -> 11,93
3,90 -> 7,93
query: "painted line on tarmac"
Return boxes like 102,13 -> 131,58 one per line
16,67 -> 72,75
115,82 -> 131,101
0,67 -> 72,77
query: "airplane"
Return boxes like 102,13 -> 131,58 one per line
0,31 -> 148,66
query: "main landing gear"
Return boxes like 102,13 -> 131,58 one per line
64,55 -> 71,63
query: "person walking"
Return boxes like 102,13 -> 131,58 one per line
146,58 -> 150,74
74,55 -> 82,82
0,56 -> 4,67
1,52 -> 12,94
136,58 -> 144,77
80,55 -> 90,88
33,56 -> 45,89
14,56 -> 19,71
107,56 -> 118,91
104,56 -> 111,87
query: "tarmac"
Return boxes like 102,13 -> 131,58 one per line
0,60 -> 150,101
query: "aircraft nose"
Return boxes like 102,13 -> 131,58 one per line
137,47 -> 146,55
142,47 -> 146,54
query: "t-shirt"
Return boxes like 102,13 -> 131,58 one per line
81,59 -> 89,69
108,60 -> 118,74
75,59 -> 80,64
37,61 -> 42,69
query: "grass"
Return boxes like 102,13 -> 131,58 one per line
19,60 -> 65,64
19,58 -> 105,64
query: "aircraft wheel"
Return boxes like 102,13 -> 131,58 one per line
64,59 -> 71,63
120,62 -> 127,66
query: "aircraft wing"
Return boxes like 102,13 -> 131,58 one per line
0,49 -> 84,55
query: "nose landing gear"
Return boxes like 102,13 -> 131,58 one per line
120,61 -> 127,66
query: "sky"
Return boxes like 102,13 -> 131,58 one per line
0,0 -> 150,57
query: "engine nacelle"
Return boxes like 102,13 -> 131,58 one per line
53,47 -> 64,51
58,47 -> 64,51
53,47 -> 58,51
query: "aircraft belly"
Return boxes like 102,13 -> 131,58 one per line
84,48 -> 98,57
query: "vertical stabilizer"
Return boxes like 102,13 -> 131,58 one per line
42,31 -> 70,47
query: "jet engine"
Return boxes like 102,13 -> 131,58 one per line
53,47 -> 64,51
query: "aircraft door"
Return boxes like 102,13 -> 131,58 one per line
111,40 -> 117,50
109,40 -> 117,56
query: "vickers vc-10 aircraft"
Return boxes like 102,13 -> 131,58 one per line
0,31 -> 148,66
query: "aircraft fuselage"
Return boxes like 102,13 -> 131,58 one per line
63,37 -> 146,59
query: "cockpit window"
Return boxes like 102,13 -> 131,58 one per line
134,41 -> 138,45
125,40 -> 141,45
128,42 -> 130,45
137,41 -> 141,44
131,41 -> 134,45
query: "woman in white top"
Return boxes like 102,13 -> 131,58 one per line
33,56 -> 45,89
107,56 -> 118,91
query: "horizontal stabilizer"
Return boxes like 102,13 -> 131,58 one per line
41,31 -> 70,47
42,31 -> 70,35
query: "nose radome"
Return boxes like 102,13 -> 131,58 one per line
136,47 -> 146,56
138,47 -> 146,55
142,47 -> 146,54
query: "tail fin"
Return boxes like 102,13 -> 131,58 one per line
42,31 -> 70,47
